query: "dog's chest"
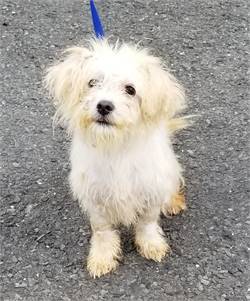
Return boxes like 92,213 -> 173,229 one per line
70,129 -> 180,217
87,149 -> 156,194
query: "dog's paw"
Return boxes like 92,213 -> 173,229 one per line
162,193 -> 187,216
87,254 -> 119,278
135,230 -> 170,262
87,230 -> 121,278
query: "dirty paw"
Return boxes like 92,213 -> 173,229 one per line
87,255 -> 119,278
136,236 -> 170,262
162,193 -> 187,216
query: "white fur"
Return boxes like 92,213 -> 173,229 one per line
70,125 -> 181,226
44,39 -> 187,277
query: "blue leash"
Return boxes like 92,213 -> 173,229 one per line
90,0 -> 105,38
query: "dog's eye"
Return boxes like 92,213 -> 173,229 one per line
88,79 -> 98,88
125,85 -> 136,96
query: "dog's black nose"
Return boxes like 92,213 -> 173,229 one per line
97,100 -> 115,116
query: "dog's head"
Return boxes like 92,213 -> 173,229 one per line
45,39 -> 186,146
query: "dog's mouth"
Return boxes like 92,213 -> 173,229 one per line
95,118 -> 113,126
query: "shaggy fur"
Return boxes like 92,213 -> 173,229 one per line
44,39 -> 187,278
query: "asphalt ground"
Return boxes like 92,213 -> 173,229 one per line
1,0 -> 249,300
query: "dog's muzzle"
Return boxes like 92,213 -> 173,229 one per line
95,100 -> 114,126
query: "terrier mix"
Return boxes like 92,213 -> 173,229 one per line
44,39 -> 187,277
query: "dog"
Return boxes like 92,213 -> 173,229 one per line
44,39 -> 187,278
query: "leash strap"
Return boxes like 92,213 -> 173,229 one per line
90,0 -> 105,38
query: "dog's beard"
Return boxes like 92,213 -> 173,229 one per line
94,114 -> 113,127
82,121 -> 131,148
73,110 -> 137,148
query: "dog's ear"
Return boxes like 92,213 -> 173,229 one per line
44,47 -> 91,124
141,58 -> 186,123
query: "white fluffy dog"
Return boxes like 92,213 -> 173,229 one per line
45,39 -> 188,278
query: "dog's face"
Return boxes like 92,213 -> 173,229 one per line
45,40 -> 185,146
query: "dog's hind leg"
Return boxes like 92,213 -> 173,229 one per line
161,192 -> 187,216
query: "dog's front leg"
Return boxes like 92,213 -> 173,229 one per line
87,210 -> 121,278
135,206 -> 170,262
